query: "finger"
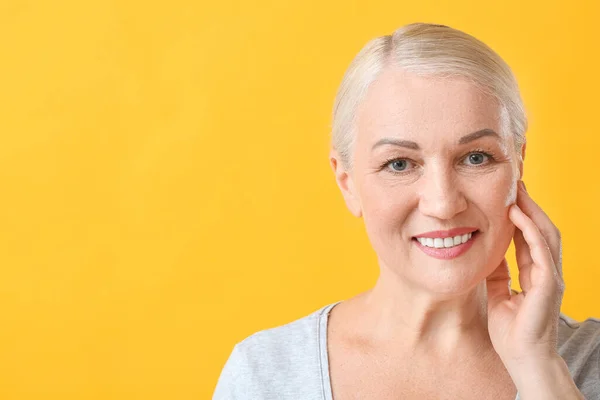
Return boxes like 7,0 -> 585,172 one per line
513,226 -> 533,293
516,181 -> 550,223
516,181 -> 561,275
509,204 -> 558,290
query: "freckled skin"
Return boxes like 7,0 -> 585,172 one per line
345,67 -> 521,295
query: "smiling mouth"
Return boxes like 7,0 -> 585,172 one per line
411,230 -> 480,260
413,231 -> 479,249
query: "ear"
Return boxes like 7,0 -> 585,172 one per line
518,142 -> 526,180
329,149 -> 362,218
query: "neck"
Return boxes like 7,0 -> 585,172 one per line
357,268 -> 493,358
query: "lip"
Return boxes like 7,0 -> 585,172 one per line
413,227 -> 478,239
413,231 -> 479,260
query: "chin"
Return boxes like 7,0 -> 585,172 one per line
407,252 -> 493,291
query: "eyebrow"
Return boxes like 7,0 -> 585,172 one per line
371,128 -> 500,151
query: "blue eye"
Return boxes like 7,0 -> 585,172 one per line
464,152 -> 489,165
389,159 -> 411,172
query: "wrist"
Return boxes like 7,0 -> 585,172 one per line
507,354 -> 583,400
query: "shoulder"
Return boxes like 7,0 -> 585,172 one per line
232,303 -> 327,369
557,312 -> 600,397
557,312 -> 600,357
212,302 -> 337,400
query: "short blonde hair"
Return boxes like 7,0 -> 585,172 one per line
331,22 -> 528,170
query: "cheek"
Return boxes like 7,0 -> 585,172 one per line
504,173 -> 518,207
359,178 -> 415,235
361,174 -> 410,213
474,167 -> 516,253
475,165 -> 517,212
503,157 -> 521,207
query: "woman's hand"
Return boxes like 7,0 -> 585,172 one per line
486,181 -> 583,399
486,180 -> 564,365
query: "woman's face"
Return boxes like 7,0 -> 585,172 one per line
332,67 -> 522,294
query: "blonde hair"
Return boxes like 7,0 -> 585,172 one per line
331,22 -> 527,171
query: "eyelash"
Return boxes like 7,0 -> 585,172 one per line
380,149 -> 497,175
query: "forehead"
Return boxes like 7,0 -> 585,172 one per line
355,67 -> 503,145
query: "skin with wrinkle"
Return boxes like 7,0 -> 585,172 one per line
348,68 -> 520,297
330,67 -> 525,342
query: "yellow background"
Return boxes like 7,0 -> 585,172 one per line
0,0 -> 598,398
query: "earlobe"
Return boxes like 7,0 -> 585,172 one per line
329,150 -> 363,218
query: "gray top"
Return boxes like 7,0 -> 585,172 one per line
213,301 -> 600,399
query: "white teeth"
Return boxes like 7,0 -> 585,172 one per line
417,232 -> 476,249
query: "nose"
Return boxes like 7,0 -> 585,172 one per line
418,164 -> 468,220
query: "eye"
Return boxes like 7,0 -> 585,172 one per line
384,158 -> 414,173
463,152 -> 490,166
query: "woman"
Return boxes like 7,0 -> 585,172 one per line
213,23 -> 599,399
